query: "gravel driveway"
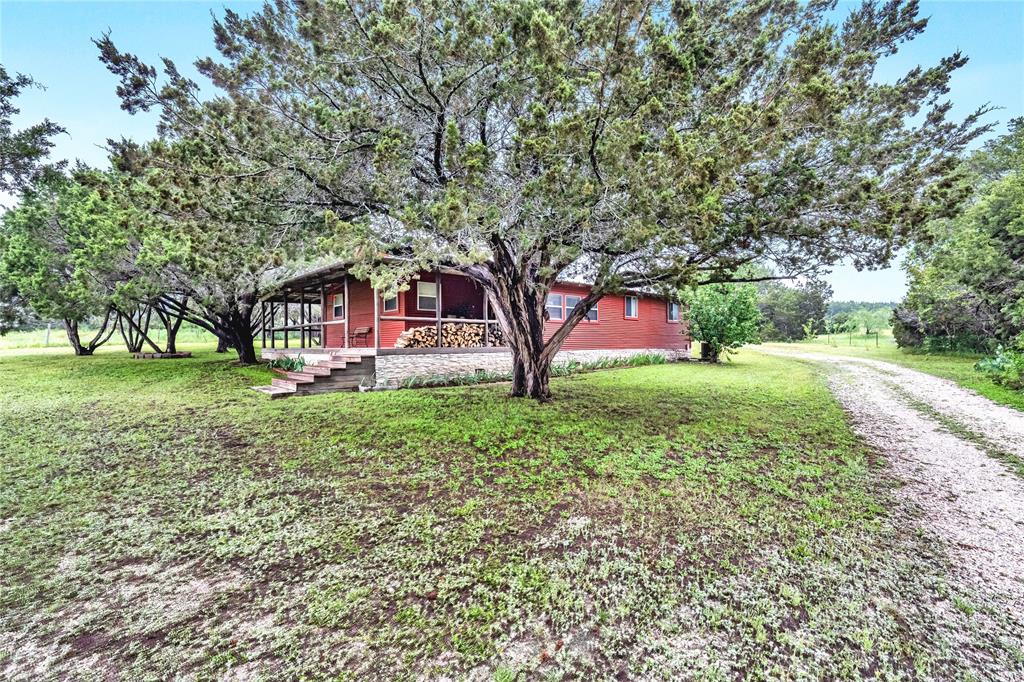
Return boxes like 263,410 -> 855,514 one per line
762,349 -> 1024,613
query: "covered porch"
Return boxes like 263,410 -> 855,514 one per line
258,264 -> 504,354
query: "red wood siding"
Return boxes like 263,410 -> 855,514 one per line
321,271 -> 689,351
542,282 -> 689,351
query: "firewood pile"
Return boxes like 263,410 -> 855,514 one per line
395,322 -> 504,348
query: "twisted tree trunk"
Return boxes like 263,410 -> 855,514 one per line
63,308 -> 117,356
465,252 -> 601,402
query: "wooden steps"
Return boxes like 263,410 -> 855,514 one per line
251,353 -> 375,398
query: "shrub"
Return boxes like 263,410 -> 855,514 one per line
269,356 -> 306,372
975,345 -> 1024,390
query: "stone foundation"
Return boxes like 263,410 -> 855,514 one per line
372,347 -> 689,388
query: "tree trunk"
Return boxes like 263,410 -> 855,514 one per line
165,326 -> 178,354
215,335 -> 231,353
465,254 -> 600,402
482,268 -> 552,401
510,348 -> 552,400
63,318 -> 91,356
164,305 -> 184,353
223,304 -> 258,365
63,309 -> 116,356
701,343 -> 720,363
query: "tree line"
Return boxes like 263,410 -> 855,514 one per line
0,0 -> 991,399
891,120 -> 1024,388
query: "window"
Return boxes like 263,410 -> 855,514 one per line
667,301 -> 680,322
624,295 -> 638,319
546,293 -> 564,321
417,280 -> 437,311
382,295 -> 398,312
332,293 -> 345,319
567,295 -> 598,322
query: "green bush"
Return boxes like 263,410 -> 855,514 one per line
269,356 -> 306,372
975,345 -> 1024,390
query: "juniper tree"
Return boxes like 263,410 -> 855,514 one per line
100,0 -> 987,398
0,65 -> 65,194
101,135 -> 318,364
0,176 -> 125,354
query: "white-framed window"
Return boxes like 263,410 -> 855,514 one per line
624,295 -> 638,319
417,280 -> 437,311
546,293 -> 564,321
567,294 -> 598,322
383,295 -> 398,312
332,293 -> 345,319
667,301 -> 680,322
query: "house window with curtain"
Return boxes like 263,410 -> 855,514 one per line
667,301 -> 680,322
383,295 -> 398,312
332,293 -> 345,319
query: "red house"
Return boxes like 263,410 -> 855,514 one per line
254,262 -> 690,396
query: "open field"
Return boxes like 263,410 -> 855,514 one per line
761,332 -> 1024,412
1,347 -> 1021,679
0,324 -> 217,351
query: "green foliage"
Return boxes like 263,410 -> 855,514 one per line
975,345 -> 1024,391
0,65 -> 65,193
97,0 -> 989,396
758,279 -> 832,341
0,281 -> 38,335
848,306 -> 892,335
898,119 -> 1024,351
268,356 -> 306,373
685,283 -> 761,361
0,176 -> 124,323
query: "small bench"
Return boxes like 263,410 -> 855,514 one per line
348,326 -> 372,347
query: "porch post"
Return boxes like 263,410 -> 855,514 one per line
260,301 -> 266,349
344,275 -> 350,349
373,284 -> 381,349
436,270 -> 443,348
270,302 -> 276,349
283,291 -> 289,349
299,288 -> 306,348
482,294 -> 489,347
319,281 -> 326,348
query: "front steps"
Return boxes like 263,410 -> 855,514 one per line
251,352 -> 375,398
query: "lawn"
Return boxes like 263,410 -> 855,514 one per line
762,331 -> 1024,412
1,347 -> 1019,679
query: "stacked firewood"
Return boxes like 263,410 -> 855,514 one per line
395,322 -> 504,348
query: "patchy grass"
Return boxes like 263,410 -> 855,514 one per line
0,346 -> 1020,679
764,332 -> 1024,412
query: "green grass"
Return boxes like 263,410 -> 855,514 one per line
763,331 -> 1024,412
0,345 -> 1019,679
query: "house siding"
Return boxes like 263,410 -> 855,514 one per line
319,271 -> 689,354
544,282 -> 689,353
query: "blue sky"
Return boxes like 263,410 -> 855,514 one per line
2,0 -> 1022,302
